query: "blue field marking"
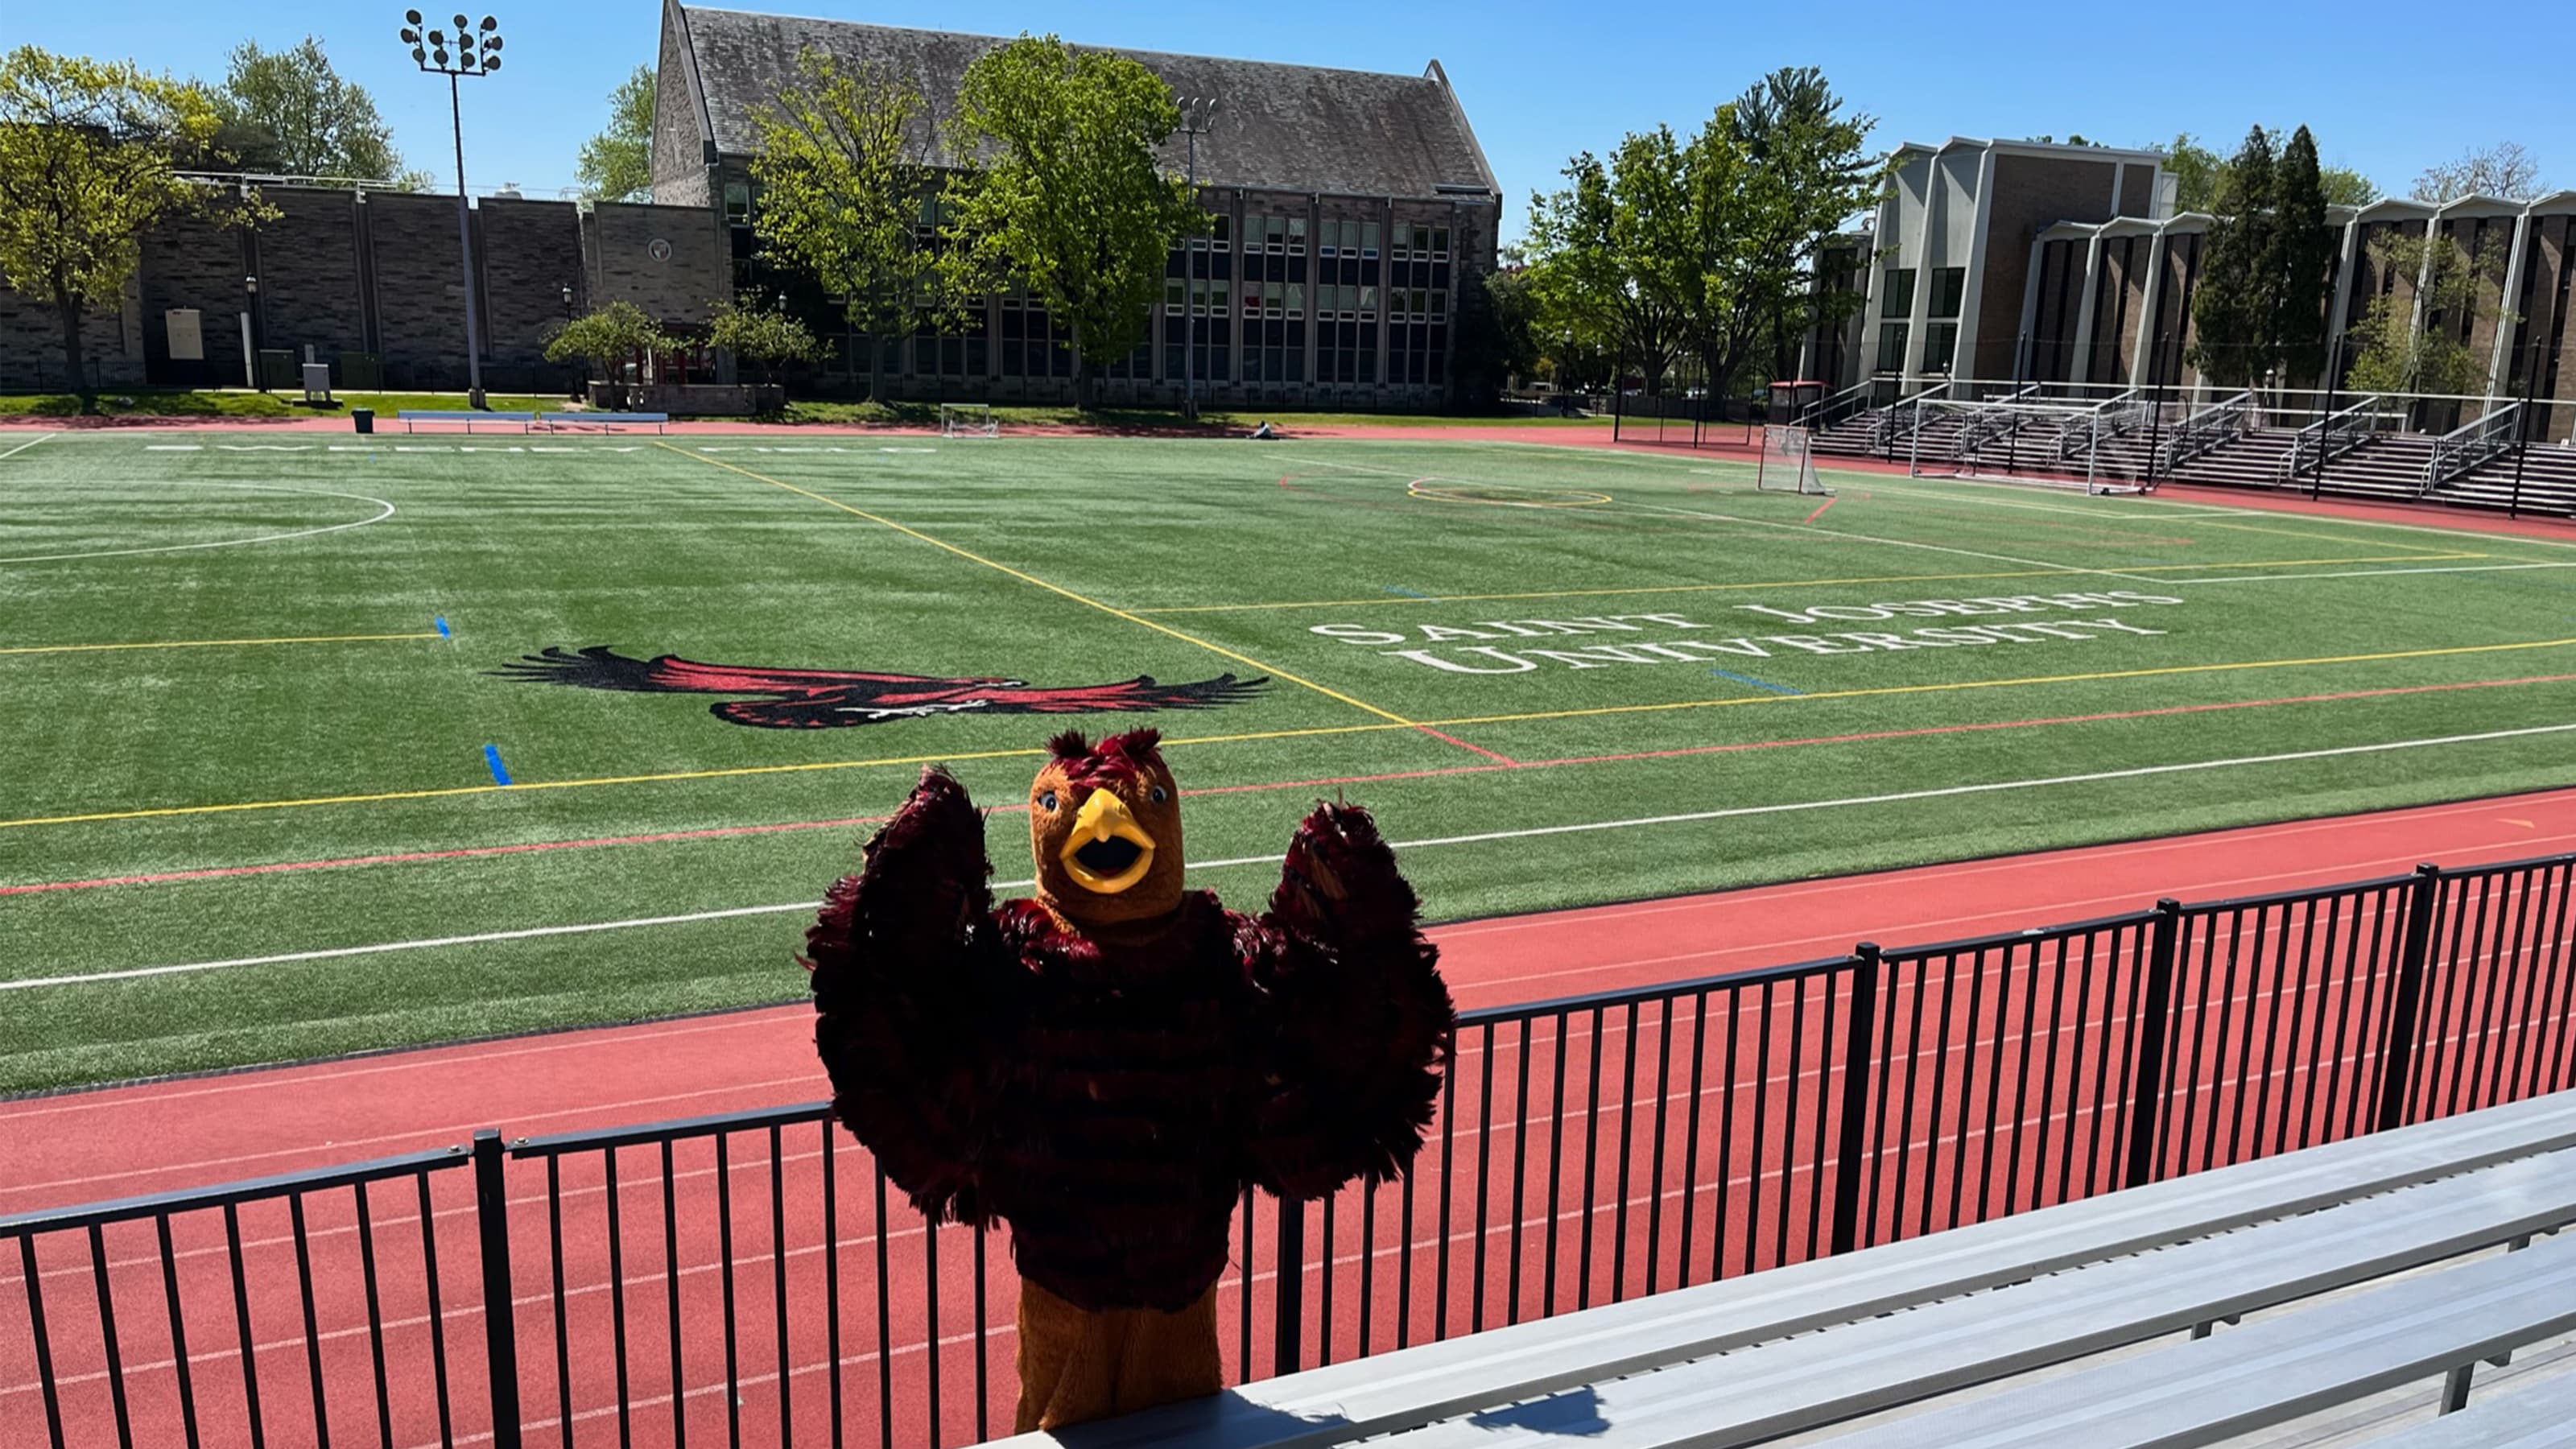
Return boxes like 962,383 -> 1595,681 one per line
1385,586 -> 1433,598
482,744 -> 513,786
434,616 -> 452,639
1711,668 -> 1803,696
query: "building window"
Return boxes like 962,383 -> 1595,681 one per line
1881,267 -> 1916,320
1924,322 -> 1958,373
1929,266 -> 1967,320
723,183 -> 750,224
1876,323 -> 1909,374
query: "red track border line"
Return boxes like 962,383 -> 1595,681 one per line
11,668 -> 2574,899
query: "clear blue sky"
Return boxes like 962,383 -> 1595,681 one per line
18,0 -> 2571,239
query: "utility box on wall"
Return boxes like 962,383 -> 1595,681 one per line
164,309 -> 205,361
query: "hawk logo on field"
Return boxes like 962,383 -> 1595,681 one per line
493,646 -> 1268,729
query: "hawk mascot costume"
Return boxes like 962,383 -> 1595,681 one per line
804,729 -> 1454,1431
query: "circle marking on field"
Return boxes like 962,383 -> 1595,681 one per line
0,480 -> 398,564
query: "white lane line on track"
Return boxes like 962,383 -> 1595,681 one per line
16,721 -> 2576,994
0,434 -> 52,461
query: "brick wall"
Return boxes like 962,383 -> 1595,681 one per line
584,200 -> 730,327
247,189 -> 369,369
0,278 -> 142,390
480,198 -> 588,366
1981,155 -> 2128,381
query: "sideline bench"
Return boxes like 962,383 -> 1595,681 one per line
398,409 -> 533,434
1018,1089 -> 2576,1449
538,411 -> 668,434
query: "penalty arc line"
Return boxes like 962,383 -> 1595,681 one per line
15,719 -> 2576,993
649,440 -> 1507,763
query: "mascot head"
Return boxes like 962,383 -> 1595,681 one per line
1030,729 -> 1187,927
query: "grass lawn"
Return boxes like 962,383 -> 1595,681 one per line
4,431 -> 2574,1092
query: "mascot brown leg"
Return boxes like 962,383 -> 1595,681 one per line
1014,1282 -> 1222,1433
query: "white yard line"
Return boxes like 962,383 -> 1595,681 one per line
0,434 -> 52,462
18,722 -> 2576,993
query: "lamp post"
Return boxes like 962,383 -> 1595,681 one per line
399,10 -> 504,409
1176,96 -> 1219,421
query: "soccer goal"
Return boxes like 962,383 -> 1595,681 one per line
1754,423 -> 1831,495
1900,396 -> 2154,494
939,402 -> 999,439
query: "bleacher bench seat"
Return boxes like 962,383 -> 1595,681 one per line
2378,1368 -> 2576,1447
1013,1089 -> 2576,1449
397,410 -> 532,433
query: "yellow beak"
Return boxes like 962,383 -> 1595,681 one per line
1058,787 -> 1158,894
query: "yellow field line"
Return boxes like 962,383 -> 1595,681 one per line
10,635 -> 2575,832
0,720 -> 1407,829
1131,556 -> 2487,614
0,632 -> 441,658
648,441 -> 1447,737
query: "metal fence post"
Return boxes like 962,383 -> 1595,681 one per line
473,1129 -> 523,1449
1272,1195 -> 1307,1376
2374,864 -> 2446,1133
1828,947 -> 1882,1256
2121,900 -> 2186,1190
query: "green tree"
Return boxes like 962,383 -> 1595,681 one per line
2319,166 -> 2378,207
1525,146 -> 1687,393
2165,130 -> 2376,213
1693,68 -> 1882,406
214,38 -> 416,184
2267,126 -> 2336,386
1453,261 -> 1541,402
0,46 -> 268,409
2344,230 -> 2508,398
935,35 -> 1204,410
577,64 -> 655,202
748,47 -> 935,399
543,299 -> 668,399
2189,126 -> 2278,388
708,291 -> 824,387
2163,133 -> 2226,213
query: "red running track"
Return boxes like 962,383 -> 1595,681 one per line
4,788 -> 2574,1449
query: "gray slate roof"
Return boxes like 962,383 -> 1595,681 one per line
675,4 -> 1498,200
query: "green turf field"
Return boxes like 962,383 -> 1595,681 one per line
5,428 -> 2574,1093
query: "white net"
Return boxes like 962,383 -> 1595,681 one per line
1900,398 -> 2154,494
939,402 -> 999,439
1755,424 -> 1829,495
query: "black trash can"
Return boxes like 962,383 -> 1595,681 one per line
352,407 -> 374,435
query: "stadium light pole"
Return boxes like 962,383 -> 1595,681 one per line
1176,97 -> 1219,421
401,10 -> 504,410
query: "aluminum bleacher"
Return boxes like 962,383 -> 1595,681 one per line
1006,1088 -> 2576,1449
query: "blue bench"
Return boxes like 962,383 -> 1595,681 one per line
397,410 -> 533,434
539,411 -> 669,434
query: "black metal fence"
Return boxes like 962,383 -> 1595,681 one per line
8,850 -> 2574,1447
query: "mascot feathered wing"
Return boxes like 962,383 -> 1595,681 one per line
805,729 -> 1454,1431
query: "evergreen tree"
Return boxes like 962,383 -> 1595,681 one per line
2267,126 -> 2335,386
2189,126 -> 2277,388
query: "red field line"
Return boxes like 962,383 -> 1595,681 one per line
12,671 -> 2573,901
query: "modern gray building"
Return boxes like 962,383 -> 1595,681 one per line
645,1 -> 1506,407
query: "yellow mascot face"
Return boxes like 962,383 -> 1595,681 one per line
1028,729 -> 1187,927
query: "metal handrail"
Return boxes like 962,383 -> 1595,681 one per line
1799,378 -> 1884,432
2421,403 -> 2522,494
1873,378 -> 1953,451
2156,390 -> 2254,473
2056,389 -> 2145,461
2277,394 -> 2392,481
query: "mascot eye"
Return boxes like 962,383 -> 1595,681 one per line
1150,786 -> 1169,803
1039,791 -> 1058,811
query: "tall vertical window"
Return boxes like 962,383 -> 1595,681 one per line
1881,267 -> 1917,320
1876,323 -> 1909,374
1929,266 -> 1967,320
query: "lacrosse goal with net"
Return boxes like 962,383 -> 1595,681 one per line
1755,424 -> 1830,495
1898,395 -> 2156,494
939,402 -> 1000,439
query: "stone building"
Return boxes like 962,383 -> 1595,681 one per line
646,0 -> 1505,407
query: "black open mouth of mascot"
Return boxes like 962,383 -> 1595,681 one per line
1073,836 -> 1146,877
